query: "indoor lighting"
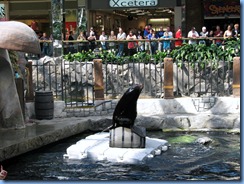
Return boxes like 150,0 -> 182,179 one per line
149,18 -> 170,23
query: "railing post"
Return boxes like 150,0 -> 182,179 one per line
233,57 -> 240,97
25,61 -> 34,102
93,59 -> 104,100
164,57 -> 174,99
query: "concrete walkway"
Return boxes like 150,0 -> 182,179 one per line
0,97 -> 240,162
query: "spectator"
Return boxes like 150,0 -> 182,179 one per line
99,30 -> 107,50
199,26 -> 209,45
87,31 -> 96,51
143,24 -> 150,54
187,27 -> 199,44
126,30 -> 137,56
223,25 -> 233,40
40,32 -> 50,56
208,30 -> 214,45
87,27 -> 95,38
137,30 -> 144,52
68,31 -> 75,53
165,26 -> 173,49
214,25 -> 223,46
77,31 -> 87,52
108,30 -> 117,51
148,29 -> 157,55
116,27 -> 126,57
174,26 -> 183,47
162,31 -> 171,52
166,26 -> 173,37
232,23 -> 240,39
156,26 -> 164,51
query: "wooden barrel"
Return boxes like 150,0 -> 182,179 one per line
109,126 -> 146,148
35,91 -> 54,120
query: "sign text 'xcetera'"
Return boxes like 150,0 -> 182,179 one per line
109,0 -> 158,7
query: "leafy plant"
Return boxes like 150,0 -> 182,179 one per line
63,39 -> 240,69
171,39 -> 240,69
133,52 -> 151,62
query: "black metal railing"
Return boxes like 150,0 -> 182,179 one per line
31,58 -> 95,108
30,37 -> 237,108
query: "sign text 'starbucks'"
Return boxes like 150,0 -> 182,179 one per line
109,0 -> 158,7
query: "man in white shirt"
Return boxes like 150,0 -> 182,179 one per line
187,27 -> 199,44
116,27 -> 126,57
99,31 -> 107,50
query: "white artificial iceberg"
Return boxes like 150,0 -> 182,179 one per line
63,132 -> 169,164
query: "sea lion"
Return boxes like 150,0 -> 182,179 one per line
112,84 -> 143,129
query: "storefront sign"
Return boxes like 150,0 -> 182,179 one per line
204,0 -> 240,17
109,0 -> 158,7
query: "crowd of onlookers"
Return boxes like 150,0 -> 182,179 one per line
37,23 -> 240,57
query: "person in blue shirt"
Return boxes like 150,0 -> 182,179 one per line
148,29 -> 157,55
162,31 -> 171,52
143,24 -> 150,54
156,26 -> 164,52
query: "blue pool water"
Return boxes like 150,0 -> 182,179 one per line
2,131 -> 240,181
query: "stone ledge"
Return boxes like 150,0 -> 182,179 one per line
135,114 -> 240,131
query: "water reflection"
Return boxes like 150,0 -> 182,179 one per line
2,131 -> 240,181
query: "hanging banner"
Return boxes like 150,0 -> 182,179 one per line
204,0 -> 240,18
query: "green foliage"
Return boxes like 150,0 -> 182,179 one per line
64,50 -> 168,64
171,39 -> 240,69
63,50 -> 95,62
9,51 -> 23,78
63,39 -> 240,68
133,52 -> 151,62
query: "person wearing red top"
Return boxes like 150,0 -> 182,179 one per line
214,25 -> 223,46
175,27 -> 183,47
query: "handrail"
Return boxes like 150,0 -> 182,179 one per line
39,37 -> 228,44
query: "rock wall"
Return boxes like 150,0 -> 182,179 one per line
31,57 -> 233,100
0,49 -> 25,129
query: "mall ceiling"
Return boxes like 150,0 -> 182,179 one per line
8,0 -> 174,20
112,8 -> 174,19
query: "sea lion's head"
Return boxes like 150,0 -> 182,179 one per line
113,84 -> 143,128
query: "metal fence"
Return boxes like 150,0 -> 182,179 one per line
31,58 -> 95,108
29,37 -> 238,109
30,54 -> 234,109
174,59 -> 233,97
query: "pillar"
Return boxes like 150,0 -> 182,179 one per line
164,57 -> 174,99
233,57 -> 240,97
51,0 -> 63,57
174,6 -> 182,31
93,59 -> 104,100
0,1 -> 9,21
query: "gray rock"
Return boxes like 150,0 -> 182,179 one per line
195,137 -> 213,145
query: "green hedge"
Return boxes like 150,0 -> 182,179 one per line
64,39 -> 240,67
